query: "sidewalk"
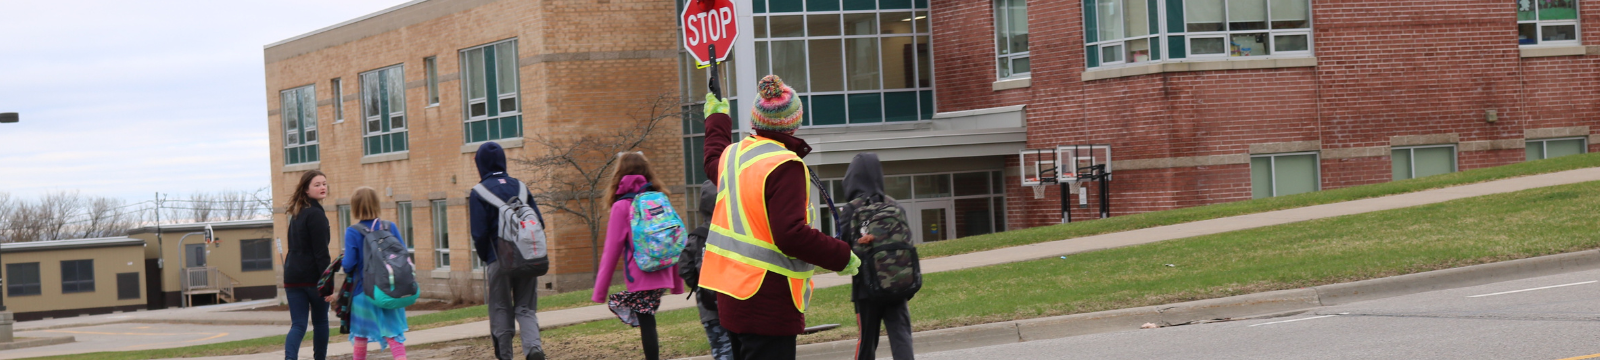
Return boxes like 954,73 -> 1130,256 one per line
184,167 -> 1600,360
14,300 -> 440,332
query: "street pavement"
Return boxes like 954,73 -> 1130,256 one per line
918,267 -> 1600,360
2,322 -> 287,360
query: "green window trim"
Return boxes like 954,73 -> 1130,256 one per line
361,65 -> 409,156
462,39 -> 523,144
281,85 -> 319,165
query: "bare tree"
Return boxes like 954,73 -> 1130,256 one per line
6,202 -> 45,243
79,196 -> 124,238
0,192 -> 12,243
513,93 -> 684,272
38,191 -> 84,241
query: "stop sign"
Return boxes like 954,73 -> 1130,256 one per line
682,0 -> 738,66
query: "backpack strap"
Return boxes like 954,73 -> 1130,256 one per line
473,184 -> 508,208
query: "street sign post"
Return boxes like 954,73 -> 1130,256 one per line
681,0 -> 738,67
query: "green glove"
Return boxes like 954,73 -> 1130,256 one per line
839,252 -> 863,276
704,92 -> 730,115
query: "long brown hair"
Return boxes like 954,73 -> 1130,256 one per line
605,152 -> 668,204
286,170 -> 326,216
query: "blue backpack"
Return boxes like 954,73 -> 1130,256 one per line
620,183 -> 688,278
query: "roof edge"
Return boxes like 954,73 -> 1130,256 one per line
265,0 -> 429,49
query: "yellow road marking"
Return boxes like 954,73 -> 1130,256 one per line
1556,353 -> 1600,360
120,332 -> 230,350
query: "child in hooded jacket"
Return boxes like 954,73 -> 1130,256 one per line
592,152 -> 685,360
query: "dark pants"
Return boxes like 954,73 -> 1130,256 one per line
855,299 -> 914,360
285,286 -> 329,360
729,332 -> 797,360
639,313 -> 660,360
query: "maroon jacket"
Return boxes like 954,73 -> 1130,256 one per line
702,112 -> 853,336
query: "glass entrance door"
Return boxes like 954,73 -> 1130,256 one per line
907,200 -> 953,244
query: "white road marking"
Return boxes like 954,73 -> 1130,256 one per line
1249,315 -> 1338,327
1466,280 -> 1597,298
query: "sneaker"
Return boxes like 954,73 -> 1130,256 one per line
525,348 -> 546,360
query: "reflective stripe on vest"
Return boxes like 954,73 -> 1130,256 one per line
700,136 -> 817,313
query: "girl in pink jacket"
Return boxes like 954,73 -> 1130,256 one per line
593,152 -> 684,360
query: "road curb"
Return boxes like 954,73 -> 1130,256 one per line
677,249 -> 1600,360
0,336 -> 74,351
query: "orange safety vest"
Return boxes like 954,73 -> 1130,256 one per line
699,135 -> 817,313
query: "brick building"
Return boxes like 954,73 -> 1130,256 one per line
269,0 -> 1600,300
926,0 -> 1600,228
264,0 -> 684,296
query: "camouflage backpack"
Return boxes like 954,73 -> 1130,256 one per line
847,195 -> 922,302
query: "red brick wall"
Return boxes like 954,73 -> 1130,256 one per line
941,0 -> 1600,228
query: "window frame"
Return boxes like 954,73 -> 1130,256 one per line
1526,136 -> 1588,161
396,201 -> 415,262
424,57 -> 441,106
815,170 -> 1007,237
240,238 -> 274,272
1084,0 -> 1314,69
432,200 -> 451,270
1518,0 -> 1581,46
60,259 -> 95,294
360,64 -> 409,156
331,78 -> 345,123
460,39 -> 524,144
338,204 -> 352,242
1250,151 -> 1321,199
1392,144 -> 1459,180
116,272 -> 140,300
751,7 -> 936,127
994,0 -> 1031,79
280,84 -> 320,165
6,262 -> 41,297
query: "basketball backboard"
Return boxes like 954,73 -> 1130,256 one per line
1056,145 -> 1112,182
1019,149 -> 1060,186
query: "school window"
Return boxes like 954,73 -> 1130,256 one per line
281,85 -> 319,165
815,170 -> 1007,242
424,57 -> 441,106
240,239 -> 273,272
6,262 -> 41,296
1084,0 -> 1310,68
994,0 -> 1030,78
750,0 -> 936,126
1392,145 -> 1457,180
432,200 -> 450,269
1250,152 -> 1319,199
1518,0 -> 1579,46
116,272 -> 140,300
1527,137 -> 1587,161
331,78 -> 345,122
361,65 -> 409,156
60,259 -> 94,294
461,39 -> 523,143
397,201 -> 415,262
338,204 -> 352,241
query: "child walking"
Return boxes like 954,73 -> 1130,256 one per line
841,153 -> 918,360
592,152 -> 684,360
337,187 -> 410,360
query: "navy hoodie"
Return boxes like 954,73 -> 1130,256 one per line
468,141 -> 545,265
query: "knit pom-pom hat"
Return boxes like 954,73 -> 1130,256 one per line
750,75 -> 803,133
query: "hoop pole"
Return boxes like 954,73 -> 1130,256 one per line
1060,181 -> 1071,224
1099,172 -> 1111,219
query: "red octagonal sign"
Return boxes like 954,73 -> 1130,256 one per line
682,0 -> 738,66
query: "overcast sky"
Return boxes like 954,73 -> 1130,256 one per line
0,0 -> 408,203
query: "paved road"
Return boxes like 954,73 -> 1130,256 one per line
919,268 -> 1600,360
2,322 -> 288,360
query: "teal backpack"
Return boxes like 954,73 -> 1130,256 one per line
353,220 -> 419,309
620,182 -> 688,279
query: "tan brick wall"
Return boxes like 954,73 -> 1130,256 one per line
265,0 -> 684,294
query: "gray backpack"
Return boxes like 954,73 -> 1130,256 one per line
473,183 -> 550,277
352,220 -> 419,309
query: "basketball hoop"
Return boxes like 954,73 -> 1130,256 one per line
1031,184 -> 1046,199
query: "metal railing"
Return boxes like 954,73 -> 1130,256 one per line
181,266 -> 238,306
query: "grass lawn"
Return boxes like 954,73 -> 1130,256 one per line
914,152 -> 1600,259
509,179 -> 1600,359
